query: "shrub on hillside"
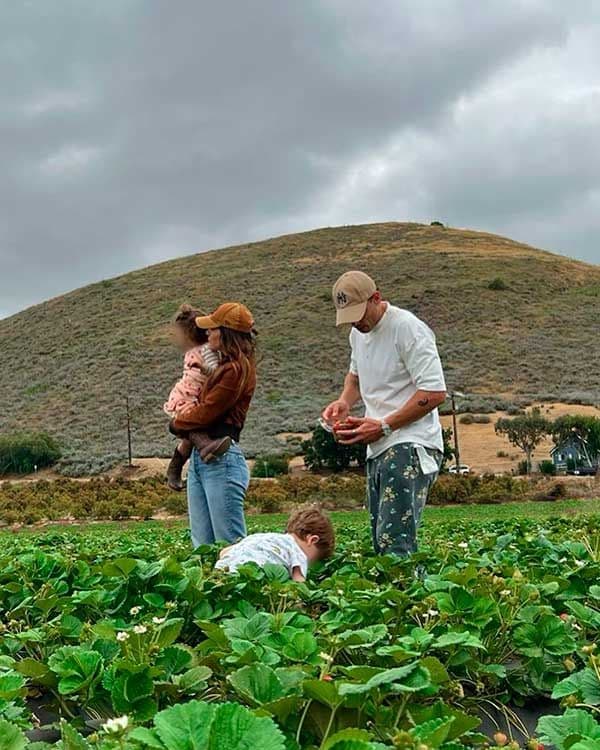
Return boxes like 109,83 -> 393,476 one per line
488,277 -> 508,291
246,481 -> 287,513
459,414 -> 475,425
429,474 -> 527,505
251,454 -> 290,478
0,432 -> 62,475
538,460 -> 556,476
473,414 -> 492,424
302,426 -> 366,473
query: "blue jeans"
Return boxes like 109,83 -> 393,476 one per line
186,442 -> 249,548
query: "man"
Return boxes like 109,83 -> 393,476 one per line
322,271 -> 447,556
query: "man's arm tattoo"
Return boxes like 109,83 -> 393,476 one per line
418,397 -> 430,408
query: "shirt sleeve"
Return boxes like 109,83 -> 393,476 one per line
200,344 -> 221,373
349,330 -> 358,376
172,363 -> 241,430
397,316 -> 446,392
286,539 -> 308,577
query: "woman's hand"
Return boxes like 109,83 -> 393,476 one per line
335,416 -> 384,445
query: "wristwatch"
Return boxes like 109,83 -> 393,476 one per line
381,420 -> 393,438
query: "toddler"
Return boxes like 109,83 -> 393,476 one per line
215,505 -> 335,582
164,304 -> 231,491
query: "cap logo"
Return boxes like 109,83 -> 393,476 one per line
336,290 -> 348,307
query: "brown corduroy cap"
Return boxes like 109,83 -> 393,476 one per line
195,302 -> 254,333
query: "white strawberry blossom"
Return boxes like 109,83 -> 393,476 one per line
133,624 -> 147,634
129,606 -> 141,615
152,616 -> 166,625
500,589 -> 512,597
116,631 -> 129,642
103,715 -> 129,733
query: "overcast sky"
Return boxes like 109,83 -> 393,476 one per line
2,1 -> 600,319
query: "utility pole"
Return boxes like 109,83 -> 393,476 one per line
125,396 -> 133,467
451,391 -> 465,472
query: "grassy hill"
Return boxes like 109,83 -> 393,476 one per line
1,222 -> 599,474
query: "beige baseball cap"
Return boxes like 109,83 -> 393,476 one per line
332,271 -> 377,325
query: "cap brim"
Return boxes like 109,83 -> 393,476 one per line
195,314 -> 218,329
336,301 -> 367,326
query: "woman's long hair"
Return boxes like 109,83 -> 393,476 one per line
216,326 -> 257,397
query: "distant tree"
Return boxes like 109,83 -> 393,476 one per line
488,278 -> 508,291
0,432 -> 61,475
495,408 -> 552,474
551,415 -> 600,461
430,220 -> 445,228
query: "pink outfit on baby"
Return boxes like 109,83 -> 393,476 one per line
164,344 -> 219,417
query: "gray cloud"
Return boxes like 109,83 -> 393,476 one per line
1,1 -> 598,319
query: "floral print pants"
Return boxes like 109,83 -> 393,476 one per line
366,443 -> 443,556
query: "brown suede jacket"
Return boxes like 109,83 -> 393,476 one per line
171,359 -> 256,439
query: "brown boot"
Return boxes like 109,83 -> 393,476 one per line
166,448 -> 186,491
189,432 -> 232,463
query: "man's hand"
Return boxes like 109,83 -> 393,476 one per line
322,399 -> 350,424
335,416 -> 384,445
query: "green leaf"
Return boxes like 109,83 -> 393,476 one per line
567,602 -> 600,629
419,656 -> 449,685
15,658 -> 56,688
433,631 -> 484,650
281,631 -> 319,662
336,625 -> 388,649
59,720 -> 92,749
338,664 -> 431,696
153,700 -> 215,749
0,673 -> 26,701
537,708 -> 600,748
0,720 -> 27,750
47,647 -> 103,695
223,614 -> 272,642
322,729 -> 372,750
552,669 -> 600,705
151,700 -> 286,750
128,727 -> 164,748
177,666 -> 213,694
102,557 -> 138,577
568,740 -> 600,750
410,717 -> 454,748
208,702 -> 286,750
303,679 -> 343,708
156,645 -> 194,677
153,618 -> 184,648
228,664 -> 286,705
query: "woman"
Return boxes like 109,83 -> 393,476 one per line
170,302 -> 257,548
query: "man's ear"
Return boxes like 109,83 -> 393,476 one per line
371,290 -> 382,303
307,534 -> 320,546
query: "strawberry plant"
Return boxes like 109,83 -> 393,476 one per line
0,512 -> 598,747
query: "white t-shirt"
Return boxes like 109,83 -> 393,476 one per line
349,304 -> 446,459
214,533 -> 308,578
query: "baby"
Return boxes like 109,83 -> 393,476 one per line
164,304 -> 231,491
215,505 -> 335,582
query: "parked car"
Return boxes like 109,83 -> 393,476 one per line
449,464 -> 471,476
569,466 -> 598,476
